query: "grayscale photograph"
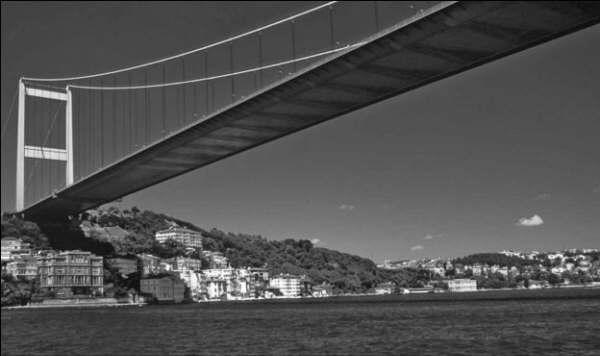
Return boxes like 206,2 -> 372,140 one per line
1,1 -> 599,355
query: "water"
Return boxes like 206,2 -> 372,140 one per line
2,296 -> 600,355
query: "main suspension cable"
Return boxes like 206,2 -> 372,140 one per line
67,43 -> 363,91
21,1 -> 338,83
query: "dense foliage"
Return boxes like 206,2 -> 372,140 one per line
82,207 -> 401,292
1,214 -> 50,250
453,253 -> 536,268
1,272 -> 41,307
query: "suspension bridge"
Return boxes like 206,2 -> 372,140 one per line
4,1 -> 600,221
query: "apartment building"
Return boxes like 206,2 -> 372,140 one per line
155,226 -> 203,249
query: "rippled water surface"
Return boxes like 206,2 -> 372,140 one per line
3,296 -> 600,355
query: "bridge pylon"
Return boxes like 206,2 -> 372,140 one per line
15,80 -> 73,212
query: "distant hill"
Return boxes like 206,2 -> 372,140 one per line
453,253 -> 537,268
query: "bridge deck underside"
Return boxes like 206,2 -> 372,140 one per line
23,1 -> 600,220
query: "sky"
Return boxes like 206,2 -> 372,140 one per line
2,2 -> 599,262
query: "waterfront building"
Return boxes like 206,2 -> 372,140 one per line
188,268 -> 257,300
269,274 -> 303,297
248,268 -> 269,298
38,250 -> 104,295
6,255 -> 38,279
137,253 -> 162,275
155,226 -> 203,249
1,237 -> 30,262
140,275 -> 185,303
107,257 -> 138,276
374,282 -> 395,295
312,283 -> 333,297
447,278 -> 477,292
204,278 -> 228,300
177,270 -> 203,299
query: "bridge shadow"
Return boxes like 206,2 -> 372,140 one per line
37,218 -> 115,256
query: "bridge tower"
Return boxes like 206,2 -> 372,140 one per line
15,80 -> 73,212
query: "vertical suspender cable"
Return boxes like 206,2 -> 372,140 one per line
128,72 -> 133,151
42,99 -> 46,201
291,20 -> 297,73
144,70 -> 149,144
90,79 -> 94,175
373,1 -> 380,31
258,32 -> 263,88
88,80 -> 92,176
100,78 -> 104,167
112,76 -> 117,161
175,63 -> 180,127
204,54 -> 209,116
182,58 -> 186,125
329,4 -> 335,49
230,44 -> 235,102
192,60 -> 198,120
162,63 -> 166,134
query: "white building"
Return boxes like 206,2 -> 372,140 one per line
6,255 -> 38,279
447,279 -> 477,292
177,270 -> 203,298
197,268 -> 251,300
167,257 -> 203,272
201,251 -> 229,269
472,264 -> 484,276
1,237 -> 30,262
155,226 -> 203,249
269,274 -> 303,297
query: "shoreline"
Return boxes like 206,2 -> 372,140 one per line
3,285 -> 599,310
3,302 -> 146,310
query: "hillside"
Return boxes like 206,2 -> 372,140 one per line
3,208 -> 419,293
88,207 -> 394,292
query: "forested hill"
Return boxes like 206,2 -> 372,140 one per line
85,207 -> 393,292
453,253 -> 537,268
3,207 -> 409,292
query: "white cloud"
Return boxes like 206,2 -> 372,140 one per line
338,204 -> 355,211
423,233 -> 443,240
410,245 -> 424,251
310,238 -> 321,245
516,214 -> 544,227
593,185 -> 600,194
